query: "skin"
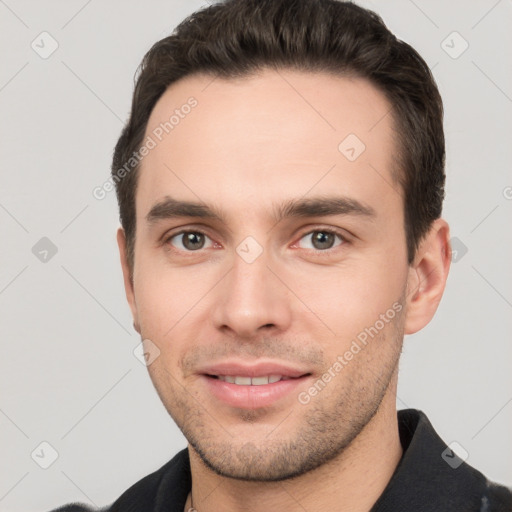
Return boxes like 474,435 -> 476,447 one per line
117,69 -> 451,512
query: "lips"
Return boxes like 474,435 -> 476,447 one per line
199,361 -> 309,379
215,375 -> 287,385
198,360 -> 311,409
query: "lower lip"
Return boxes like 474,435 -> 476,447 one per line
201,375 -> 309,409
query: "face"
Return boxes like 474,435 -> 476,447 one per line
122,69 -> 413,481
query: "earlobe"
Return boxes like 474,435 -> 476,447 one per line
404,218 -> 451,335
116,227 -> 141,334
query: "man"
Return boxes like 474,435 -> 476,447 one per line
51,0 -> 512,510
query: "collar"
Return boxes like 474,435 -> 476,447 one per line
370,409 -> 492,510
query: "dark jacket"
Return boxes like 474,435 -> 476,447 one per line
49,409 -> 512,511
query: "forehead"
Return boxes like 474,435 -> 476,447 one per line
137,69 -> 400,224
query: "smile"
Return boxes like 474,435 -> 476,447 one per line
212,375 -> 294,385
202,374 -> 310,409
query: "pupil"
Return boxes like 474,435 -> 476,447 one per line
184,232 -> 204,250
313,231 -> 334,250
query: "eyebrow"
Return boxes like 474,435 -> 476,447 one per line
145,195 -> 376,225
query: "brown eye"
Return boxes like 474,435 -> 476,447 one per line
168,231 -> 212,251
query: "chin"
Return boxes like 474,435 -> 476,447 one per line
186,427 -> 356,482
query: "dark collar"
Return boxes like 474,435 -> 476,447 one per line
369,409 -> 506,511
109,409 -> 511,511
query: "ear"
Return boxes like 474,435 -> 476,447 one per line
404,218 -> 451,335
117,227 -> 141,334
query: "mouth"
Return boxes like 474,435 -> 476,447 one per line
198,362 -> 312,409
207,374 -> 306,385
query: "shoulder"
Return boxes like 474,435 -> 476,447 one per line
46,449 -> 190,512
481,479 -> 512,512
47,506 -> 108,512
378,409 -> 512,511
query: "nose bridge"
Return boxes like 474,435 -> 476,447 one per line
212,241 -> 291,337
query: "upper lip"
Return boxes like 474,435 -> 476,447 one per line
198,360 -> 311,378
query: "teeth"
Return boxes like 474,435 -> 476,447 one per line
234,376 -> 251,385
251,376 -> 269,386
217,375 -> 285,385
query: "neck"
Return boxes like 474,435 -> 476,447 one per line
185,381 -> 402,512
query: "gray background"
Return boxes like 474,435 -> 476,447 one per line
1,0 -> 511,510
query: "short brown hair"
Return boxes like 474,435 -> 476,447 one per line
112,0 -> 445,272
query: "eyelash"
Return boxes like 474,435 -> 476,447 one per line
292,228 -> 347,255
163,226 -> 348,256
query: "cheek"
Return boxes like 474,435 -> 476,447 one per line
133,260 -> 216,348
291,257 -> 406,343
133,274 -> 176,349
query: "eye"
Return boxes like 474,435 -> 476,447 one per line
296,229 -> 345,251
167,231 -> 214,251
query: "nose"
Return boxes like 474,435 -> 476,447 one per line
211,248 -> 292,339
